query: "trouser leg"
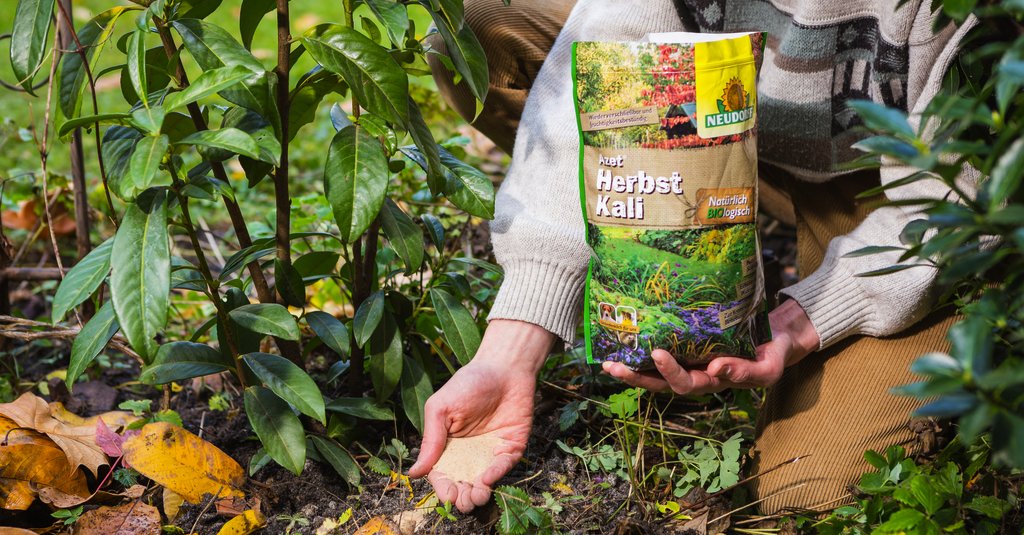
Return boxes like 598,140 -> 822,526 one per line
749,170 -> 955,514
426,0 -> 576,154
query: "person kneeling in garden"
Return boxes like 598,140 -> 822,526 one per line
407,0 -> 977,514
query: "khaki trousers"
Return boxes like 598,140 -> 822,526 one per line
429,1 -> 955,515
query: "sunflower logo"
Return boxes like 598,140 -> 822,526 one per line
721,78 -> 748,112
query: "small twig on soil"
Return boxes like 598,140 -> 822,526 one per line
198,411 -> 207,439
540,380 -> 610,408
672,454 -> 810,516
190,486 -> 224,535
512,469 -> 545,487
707,483 -> 807,525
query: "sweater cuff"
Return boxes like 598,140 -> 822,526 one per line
778,258 -> 873,350
487,259 -> 587,345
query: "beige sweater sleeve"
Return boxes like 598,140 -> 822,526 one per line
486,0 -> 687,343
779,15 -> 979,349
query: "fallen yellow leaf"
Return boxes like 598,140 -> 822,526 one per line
352,516 -> 400,535
0,393 -> 113,476
216,510 -> 267,535
0,528 -> 39,534
163,488 -> 185,521
49,402 -> 138,431
73,501 -> 161,535
121,422 -> 245,503
0,415 -> 90,511
314,508 -> 354,535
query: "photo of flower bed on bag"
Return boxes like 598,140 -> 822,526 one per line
587,224 -> 760,367
575,41 -> 760,150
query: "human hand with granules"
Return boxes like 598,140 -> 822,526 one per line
407,320 -> 554,512
603,299 -> 820,395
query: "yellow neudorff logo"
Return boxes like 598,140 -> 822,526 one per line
694,35 -> 757,138
705,78 -> 753,128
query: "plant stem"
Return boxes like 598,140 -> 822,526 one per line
349,235 -> 366,387
152,17 -> 273,305
169,165 -> 247,388
274,0 -> 292,268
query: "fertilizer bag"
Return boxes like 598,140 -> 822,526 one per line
573,32 -> 770,369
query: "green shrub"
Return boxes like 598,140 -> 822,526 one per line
6,0 -> 498,477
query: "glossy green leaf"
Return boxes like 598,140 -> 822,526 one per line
228,303 -> 301,341
293,251 -> 340,280
910,352 -> 963,377
239,0 -> 275,50
325,397 -> 393,420
986,138 -> 1024,209
439,147 -> 495,219
176,0 -> 224,19
852,135 -> 919,160
426,8 -> 488,103
130,106 -> 166,135
66,301 -> 119,390
326,361 -> 350,384
122,134 -> 170,199
310,436 -> 361,487
913,393 -> 977,418
162,65 -> 253,112
171,19 -> 277,127
369,330 -> 403,401
140,341 -> 233,385
274,259 -> 305,307
406,100 -> 445,194
178,128 -> 273,164
848,100 -> 914,139
421,213 -> 444,250
58,114 -> 132,138
11,0 -> 55,94
381,199 -> 424,274
52,237 -> 114,323
289,69 -> 345,141
365,0 -> 409,46
127,28 -> 149,106
219,245 -> 276,280
303,24 -> 409,124
324,125 -> 389,243
430,288 -> 480,365
306,311 -> 349,357
242,352 -> 326,424
244,387 -> 306,475
111,190 -> 170,362
58,7 -> 134,121
102,126 -> 144,200
400,356 -> 433,433
353,291 -> 386,348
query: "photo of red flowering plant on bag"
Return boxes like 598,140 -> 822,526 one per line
575,42 -> 749,149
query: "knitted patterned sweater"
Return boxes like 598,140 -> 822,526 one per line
486,0 -> 976,349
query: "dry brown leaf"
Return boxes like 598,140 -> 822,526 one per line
121,422 -> 245,504
0,415 -> 90,511
353,517 -> 401,535
163,488 -> 184,521
214,495 -> 254,517
0,393 -> 109,476
393,494 -> 437,535
215,510 -> 266,535
73,501 -> 161,535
